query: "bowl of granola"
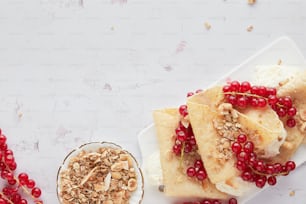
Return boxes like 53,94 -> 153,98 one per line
56,142 -> 144,204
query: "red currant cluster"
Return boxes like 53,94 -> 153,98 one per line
0,129 -> 43,204
186,160 -> 207,181
181,197 -> 237,204
222,81 -> 297,128
173,104 -> 199,155
173,102 -> 207,182
232,134 -> 296,188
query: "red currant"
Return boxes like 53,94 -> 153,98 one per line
179,105 -> 188,117
228,198 -> 238,204
31,187 -> 42,198
196,170 -> 207,181
230,81 -> 240,92
286,118 -> 296,128
255,176 -> 267,188
237,134 -> 247,143
287,107 -> 297,117
240,81 -> 251,92
285,161 -> 296,171
187,167 -> 196,177
267,176 -> 277,186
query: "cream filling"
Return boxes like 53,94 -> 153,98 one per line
143,150 -> 163,186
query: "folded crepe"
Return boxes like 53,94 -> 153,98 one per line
153,108 -> 229,199
186,86 -> 287,196
269,70 -> 306,163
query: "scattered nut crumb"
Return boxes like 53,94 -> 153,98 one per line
59,147 -> 138,204
158,185 -> 165,192
289,190 -> 295,196
277,59 -> 282,65
248,0 -> 256,5
247,25 -> 254,32
204,22 -> 211,30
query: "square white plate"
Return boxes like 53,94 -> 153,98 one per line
137,36 -> 306,204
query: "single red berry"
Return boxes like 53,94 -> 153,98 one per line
223,85 -> 232,93
258,86 -> 267,96
287,107 -> 297,117
257,98 -> 267,107
18,173 -> 29,185
227,95 -> 237,105
273,163 -> 282,173
8,161 -> 17,171
240,81 -> 251,92
276,107 -> 287,117
236,160 -> 247,171
19,199 -> 28,204
285,161 -> 296,171
255,176 -> 267,188
283,96 -> 292,108
0,134 -> 6,146
194,160 -> 204,170
212,200 -> 221,204
231,142 -> 242,154
268,95 -> 278,105
11,193 -> 22,203
266,87 -> 277,96
26,179 -> 36,189
243,141 -> 254,154
201,200 -> 212,204
237,151 -> 249,162
237,96 -> 247,108
179,105 -> 188,117
241,171 -> 252,181
250,98 -> 259,107
196,170 -> 207,181
172,144 -> 182,155
265,164 -> 274,174
230,81 -> 240,92
228,198 -> 238,204
267,176 -> 277,186
31,187 -> 42,198
247,156 -> 257,168
255,160 -> 266,172
177,130 -> 187,142
237,134 -> 247,143
187,167 -> 196,177
251,86 -> 259,95
286,118 -> 296,128
187,92 -> 194,97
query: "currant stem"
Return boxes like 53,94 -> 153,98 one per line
248,163 -> 289,177
3,159 -> 41,203
179,142 -> 185,170
0,192 -> 14,204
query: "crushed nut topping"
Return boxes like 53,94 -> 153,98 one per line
59,147 -> 138,204
213,103 -> 242,161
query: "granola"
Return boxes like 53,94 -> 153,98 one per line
59,147 -> 138,204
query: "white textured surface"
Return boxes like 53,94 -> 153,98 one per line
0,0 -> 306,203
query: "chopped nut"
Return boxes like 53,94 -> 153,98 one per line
247,25 -> 254,32
204,22 -> 211,30
248,0 -> 256,5
289,190 -> 295,196
127,178 -> 137,191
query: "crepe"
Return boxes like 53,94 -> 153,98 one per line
153,108 -> 229,199
186,86 -> 286,196
270,70 -> 306,163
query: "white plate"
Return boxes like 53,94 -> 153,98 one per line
137,36 -> 306,204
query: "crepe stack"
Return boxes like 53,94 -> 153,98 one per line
153,109 -> 229,199
153,71 -> 306,199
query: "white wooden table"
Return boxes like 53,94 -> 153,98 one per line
0,0 -> 305,203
